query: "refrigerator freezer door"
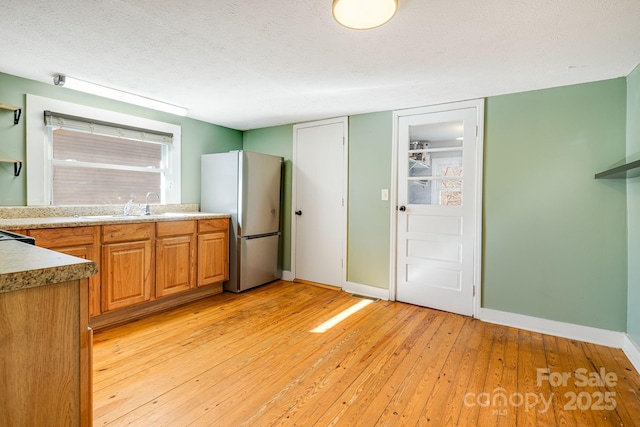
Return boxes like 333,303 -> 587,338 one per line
239,151 -> 282,237
201,151 -> 239,229
235,234 -> 280,292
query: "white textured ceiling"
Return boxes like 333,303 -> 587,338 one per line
1,1 -> 639,131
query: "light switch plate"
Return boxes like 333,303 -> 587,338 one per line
381,189 -> 389,201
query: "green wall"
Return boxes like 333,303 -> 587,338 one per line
627,64 -> 640,344
483,79 -> 628,331
0,72 -> 242,206
242,113 -> 393,286
2,69 -> 634,334
243,80 -> 630,333
243,125 -> 293,271
347,112 -> 393,288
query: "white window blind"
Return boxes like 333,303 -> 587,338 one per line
44,111 -> 173,143
44,110 -> 173,206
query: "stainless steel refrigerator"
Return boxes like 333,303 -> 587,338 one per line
201,151 -> 282,292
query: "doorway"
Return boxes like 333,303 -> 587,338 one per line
292,117 -> 348,288
393,100 -> 484,316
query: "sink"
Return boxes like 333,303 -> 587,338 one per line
77,212 -> 194,220
148,212 -> 206,218
76,214 -> 143,220
76,215 -> 120,219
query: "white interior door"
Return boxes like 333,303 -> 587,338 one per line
293,118 -> 347,287
395,102 -> 483,316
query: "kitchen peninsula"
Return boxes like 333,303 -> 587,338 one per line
0,239 -> 97,426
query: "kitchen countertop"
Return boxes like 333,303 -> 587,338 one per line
0,206 -> 229,293
0,240 -> 98,293
0,211 -> 230,230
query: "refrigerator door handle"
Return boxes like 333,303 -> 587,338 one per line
245,232 -> 281,240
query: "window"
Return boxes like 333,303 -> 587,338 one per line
26,94 -> 181,206
46,111 -> 171,205
407,139 -> 463,206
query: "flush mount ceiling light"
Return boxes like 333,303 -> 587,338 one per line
52,74 -> 188,117
332,0 -> 398,30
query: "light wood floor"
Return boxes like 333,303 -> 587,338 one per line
93,281 -> 640,426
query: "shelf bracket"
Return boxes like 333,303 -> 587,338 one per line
0,103 -> 22,125
14,161 -> 22,177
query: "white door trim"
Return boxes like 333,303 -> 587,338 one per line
291,116 -> 349,288
390,99 -> 484,317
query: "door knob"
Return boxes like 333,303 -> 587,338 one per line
398,205 -> 406,212
295,210 -> 302,216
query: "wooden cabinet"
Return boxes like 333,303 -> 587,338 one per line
0,278 -> 92,426
27,226 -> 102,317
198,218 -> 229,286
156,220 -> 196,298
21,216 -> 229,328
101,223 -> 154,312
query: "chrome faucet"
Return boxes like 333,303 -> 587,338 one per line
145,192 -> 160,215
123,199 -> 135,216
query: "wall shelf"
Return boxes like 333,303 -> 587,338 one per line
0,103 -> 22,124
0,159 -> 22,176
595,159 -> 640,179
0,102 -> 23,175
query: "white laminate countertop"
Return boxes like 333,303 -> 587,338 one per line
0,240 -> 98,293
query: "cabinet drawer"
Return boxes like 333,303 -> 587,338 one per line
198,218 -> 229,233
102,223 -> 154,243
28,226 -> 98,247
156,220 -> 196,237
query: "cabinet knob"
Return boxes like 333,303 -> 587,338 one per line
295,210 -> 302,216
398,205 -> 406,212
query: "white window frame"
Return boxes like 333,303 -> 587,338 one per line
26,94 -> 181,206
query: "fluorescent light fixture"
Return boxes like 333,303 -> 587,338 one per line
332,0 -> 398,30
53,74 -> 188,116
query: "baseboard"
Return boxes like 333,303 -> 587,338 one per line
90,283 -> 223,331
342,281 -> 390,301
623,335 -> 640,374
479,308 -> 626,348
281,270 -> 294,281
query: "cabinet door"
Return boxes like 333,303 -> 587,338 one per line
198,231 -> 229,286
156,235 -> 195,297
28,226 -> 101,317
53,245 -> 101,318
102,240 -> 153,312
0,278 -> 90,426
